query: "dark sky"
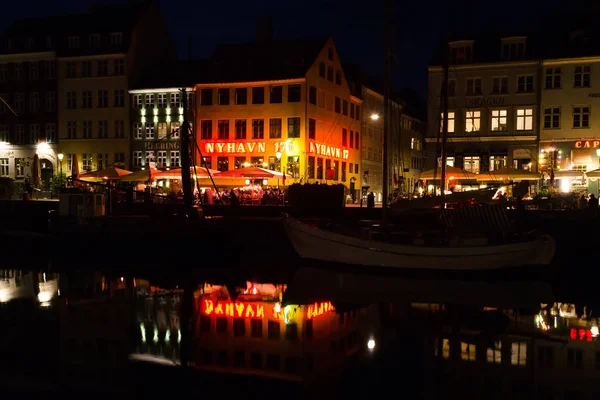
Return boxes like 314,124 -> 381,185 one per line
1,0 -> 564,100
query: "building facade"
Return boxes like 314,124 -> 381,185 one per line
427,37 -> 540,178
399,113 -> 425,195
128,88 -> 194,171
540,57 -> 600,194
360,87 -> 384,201
195,37 -> 362,194
52,3 -> 175,174
0,47 -> 58,190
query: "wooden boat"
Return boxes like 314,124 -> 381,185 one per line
283,216 -> 555,271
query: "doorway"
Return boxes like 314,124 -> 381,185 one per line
40,159 -> 54,190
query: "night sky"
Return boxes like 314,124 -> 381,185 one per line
0,0 -> 564,100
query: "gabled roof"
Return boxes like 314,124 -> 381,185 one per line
201,36 -> 329,84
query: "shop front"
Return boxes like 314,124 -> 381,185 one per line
0,142 -> 58,190
539,139 -> 600,194
440,143 -> 537,175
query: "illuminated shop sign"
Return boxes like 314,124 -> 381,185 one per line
203,141 -> 294,155
570,328 -> 593,342
308,142 -> 349,160
575,140 -> 600,149
306,301 -> 335,320
201,299 -> 265,319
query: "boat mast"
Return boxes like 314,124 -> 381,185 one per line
180,88 -> 194,211
439,41 -> 450,196
381,0 -> 393,228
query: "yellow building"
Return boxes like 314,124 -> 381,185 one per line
56,3 -> 175,174
195,36 -> 362,195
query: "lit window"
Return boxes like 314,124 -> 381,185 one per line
487,341 -> 502,364
461,342 -> 476,361
465,110 -> 480,132
491,110 -> 507,131
439,112 -> 455,133
511,342 -> 527,366
516,108 -> 533,131
463,156 -> 480,174
489,156 -> 507,172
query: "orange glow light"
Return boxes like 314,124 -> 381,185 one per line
307,302 -> 335,320
201,299 -> 264,319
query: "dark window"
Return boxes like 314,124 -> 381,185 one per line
200,315 -> 211,332
339,312 -> 345,324
350,104 -> 355,118
335,70 -> 342,85
308,118 -> 316,139
267,354 -> 280,370
355,131 -> 359,149
355,106 -> 360,120
217,88 -> 229,105
200,350 -> 212,365
216,317 -> 227,334
287,117 -> 300,138
233,318 -> 245,336
269,118 -> 282,138
349,130 -> 354,147
327,66 -> 334,82
309,86 -> 317,105
328,47 -> 334,61
217,350 -> 228,366
305,354 -> 313,372
250,352 -> 263,369
235,119 -> 246,139
285,357 -> 298,374
270,86 -> 283,103
288,84 -> 301,102
342,100 -> 348,115
234,350 -> 246,368
252,87 -> 264,104
319,62 -> 325,78
235,88 -> 247,105
200,89 -> 213,105
268,320 -> 280,339
335,97 -> 341,113
305,319 -> 313,338
200,120 -> 212,139
218,120 -> 229,139
252,119 -> 264,139
308,156 -> 315,179
342,128 -> 347,146
251,319 -> 263,338
286,323 -> 298,340
342,161 -> 346,182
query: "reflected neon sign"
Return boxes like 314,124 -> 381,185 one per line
570,328 -> 593,342
307,301 -> 335,320
201,299 -> 265,319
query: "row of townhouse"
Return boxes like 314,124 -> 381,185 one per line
427,30 -> 600,194
0,7 -> 425,199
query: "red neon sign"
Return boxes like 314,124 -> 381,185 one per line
307,302 -> 335,320
201,299 -> 264,319
570,328 -> 592,342
309,142 -> 349,160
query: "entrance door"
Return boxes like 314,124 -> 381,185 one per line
349,180 -> 356,202
40,159 -> 54,190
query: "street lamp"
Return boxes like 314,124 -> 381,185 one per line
58,153 -> 64,173
370,113 -> 380,121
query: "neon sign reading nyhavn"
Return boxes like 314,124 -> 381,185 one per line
308,142 -> 349,160
201,299 -> 265,319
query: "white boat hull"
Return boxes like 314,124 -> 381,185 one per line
284,218 -> 555,270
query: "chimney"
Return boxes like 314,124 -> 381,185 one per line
256,16 -> 273,44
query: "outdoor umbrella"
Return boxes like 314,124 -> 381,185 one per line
31,154 -> 42,188
79,166 -> 132,182
213,166 -> 292,178
121,169 -> 153,182
154,166 -> 220,179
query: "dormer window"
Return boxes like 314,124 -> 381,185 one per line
68,36 -> 79,49
110,33 -> 123,46
449,41 -> 474,64
89,34 -> 100,48
501,37 -> 527,61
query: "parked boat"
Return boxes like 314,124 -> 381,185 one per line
283,214 -> 556,271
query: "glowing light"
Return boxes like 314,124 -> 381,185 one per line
36,142 -> 51,154
367,338 -> 376,350
153,327 -> 159,343
37,291 -> 53,303
58,153 -> 64,161
591,326 -> 599,337
140,324 -> 146,343
177,329 -> 181,344
570,328 -> 593,342
370,113 -> 380,120
274,302 -> 281,313
165,329 -> 171,343
308,142 -> 349,160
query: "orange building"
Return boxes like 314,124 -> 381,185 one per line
194,36 -> 362,195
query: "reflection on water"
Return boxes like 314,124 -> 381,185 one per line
2,267 -> 600,399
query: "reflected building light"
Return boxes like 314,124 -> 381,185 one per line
367,338 -> 376,351
38,278 -> 58,306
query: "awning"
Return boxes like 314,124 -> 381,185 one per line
476,167 -> 542,181
418,166 -> 476,181
554,170 -> 585,178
